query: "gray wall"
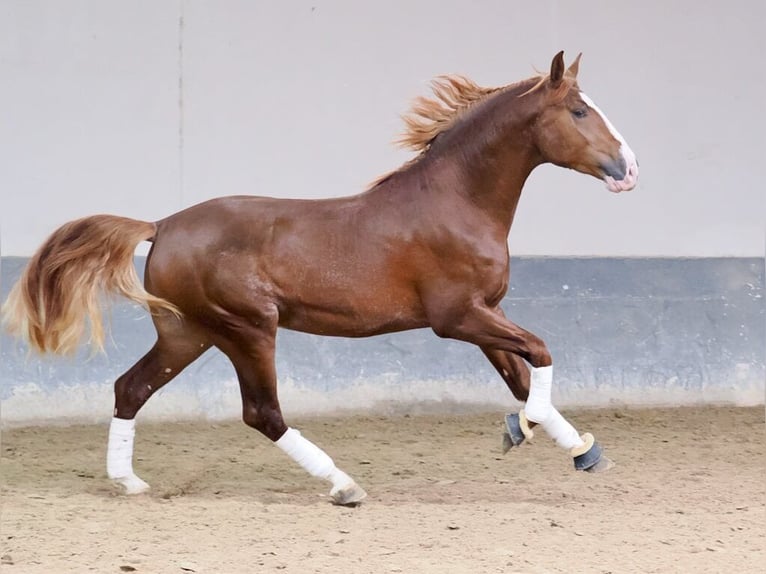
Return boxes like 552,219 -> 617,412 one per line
2,257 -> 763,426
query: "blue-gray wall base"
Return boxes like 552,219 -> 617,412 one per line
2,257 -> 763,427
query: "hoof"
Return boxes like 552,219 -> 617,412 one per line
330,482 -> 367,507
111,473 -> 150,495
502,412 -> 528,453
571,433 -> 609,472
585,456 -> 615,473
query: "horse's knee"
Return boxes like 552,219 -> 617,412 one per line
526,338 -> 551,368
242,403 -> 287,441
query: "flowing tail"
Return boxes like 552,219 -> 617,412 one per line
1,215 -> 179,355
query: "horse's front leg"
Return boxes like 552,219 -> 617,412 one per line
480,346 -> 533,453
434,304 -> 612,472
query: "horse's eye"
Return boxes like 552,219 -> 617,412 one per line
572,108 -> 588,119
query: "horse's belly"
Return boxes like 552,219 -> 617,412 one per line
277,297 -> 429,337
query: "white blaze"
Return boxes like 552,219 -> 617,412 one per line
580,91 -> 638,190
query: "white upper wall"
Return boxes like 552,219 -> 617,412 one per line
1,0 -> 764,256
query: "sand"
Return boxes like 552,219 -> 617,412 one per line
1,406 -> 764,573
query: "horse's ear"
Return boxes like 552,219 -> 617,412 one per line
566,53 -> 582,79
549,51 -> 565,87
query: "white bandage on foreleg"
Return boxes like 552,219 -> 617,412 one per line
276,428 -> 353,491
524,365 -> 553,423
523,366 -> 585,451
538,407 -> 584,450
107,417 -> 150,494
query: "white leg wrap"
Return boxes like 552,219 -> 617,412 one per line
524,366 -> 585,451
538,407 -> 585,450
524,365 -> 553,422
275,428 -> 354,492
107,417 -> 150,494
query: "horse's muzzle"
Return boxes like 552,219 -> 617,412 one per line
602,157 -> 638,193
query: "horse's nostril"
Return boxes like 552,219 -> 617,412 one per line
601,157 -> 627,181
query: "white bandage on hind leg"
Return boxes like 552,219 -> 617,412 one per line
107,417 -> 149,494
276,428 -> 354,492
524,366 -> 585,451
107,417 -> 136,477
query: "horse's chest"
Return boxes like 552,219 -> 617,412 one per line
474,257 -> 510,306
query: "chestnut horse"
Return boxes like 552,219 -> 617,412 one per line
2,52 -> 637,505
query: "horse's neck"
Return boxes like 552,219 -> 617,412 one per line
464,146 -> 540,234
426,98 -> 542,234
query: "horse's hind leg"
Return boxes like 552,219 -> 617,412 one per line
108,314 -> 211,493
214,309 -> 366,506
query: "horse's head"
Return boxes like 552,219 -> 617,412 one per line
531,52 -> 638,193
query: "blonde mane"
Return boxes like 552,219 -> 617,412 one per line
367,71 -> 570,189
397,72 -> 570,154
397,75 -> 503,152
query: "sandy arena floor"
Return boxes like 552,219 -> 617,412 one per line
1,406 -> 764,573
